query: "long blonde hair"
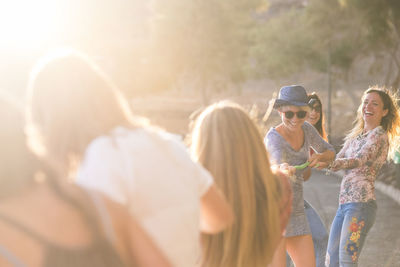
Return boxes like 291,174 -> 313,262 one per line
26,48 -> 139,175
346,86 -> 400,159
190,101 -> 282,267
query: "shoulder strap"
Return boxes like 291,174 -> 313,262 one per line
0,244 -> 27,267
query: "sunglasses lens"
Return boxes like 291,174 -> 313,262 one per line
297,111 -> 307,118
284,111 -> 294,119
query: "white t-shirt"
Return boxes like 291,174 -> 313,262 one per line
77,127 -> 213,267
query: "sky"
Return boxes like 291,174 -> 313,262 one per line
0,0 -> 151,98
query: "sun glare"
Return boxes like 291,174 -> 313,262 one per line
0,0 -> 63,48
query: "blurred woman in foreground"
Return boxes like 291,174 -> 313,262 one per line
0,94 -> 170,267
190,101 -> 292,267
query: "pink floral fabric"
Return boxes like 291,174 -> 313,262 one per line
330,126 -> 389,204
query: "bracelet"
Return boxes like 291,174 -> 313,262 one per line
325,161 -> 334,176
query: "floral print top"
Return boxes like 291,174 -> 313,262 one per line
330,126 -> 389,204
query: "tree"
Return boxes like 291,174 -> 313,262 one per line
149,0 -> 264,103
338,0 -> 400,91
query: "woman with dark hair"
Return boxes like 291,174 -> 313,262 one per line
307,93 -> 327,140
304,92 -> 329,267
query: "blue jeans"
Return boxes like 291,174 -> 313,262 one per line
286,200 -> 328,267
326,201 -> 377,267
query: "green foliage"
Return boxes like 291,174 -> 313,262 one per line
338,0 -> 400,88
149,0 -> 264,97
250,0 -> 400,83
251,9 -> 315,79
139,0 -> 400,94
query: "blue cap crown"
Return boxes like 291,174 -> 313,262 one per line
274,85 -> 308,108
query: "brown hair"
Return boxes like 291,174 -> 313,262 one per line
346,86 -> 400,159
307,92 -> 327,140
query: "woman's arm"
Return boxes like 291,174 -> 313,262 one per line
199,184 -> 234,234
306,123 -> 335,168
314,139 -> 350,169
308,149 -> 335,168
330,129 -> 388,171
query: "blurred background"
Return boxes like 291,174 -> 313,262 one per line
1,0 -> 400,141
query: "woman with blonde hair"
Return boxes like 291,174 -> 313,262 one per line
190,101 -> 292,267
318,87 -> 400,266
264,85 -> 335,267
26,49 -> 233,267
285,92 -> 330,267
0,93 -> 170,267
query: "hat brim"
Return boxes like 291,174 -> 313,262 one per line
273,99 -> 308,109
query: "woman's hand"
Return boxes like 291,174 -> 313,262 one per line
312,161 -> 330,169
271,163 -> 296,177
308,150 -> 335,169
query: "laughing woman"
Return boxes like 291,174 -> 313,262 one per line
319,87 -> 400,266
264,85 -> 335,267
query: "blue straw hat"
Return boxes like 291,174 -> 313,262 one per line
273,85 -> 309,109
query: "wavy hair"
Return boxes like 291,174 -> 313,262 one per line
190,101 -> 282,267
346,86 -> 400,159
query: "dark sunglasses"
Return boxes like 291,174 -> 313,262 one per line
284,110 -> 307,119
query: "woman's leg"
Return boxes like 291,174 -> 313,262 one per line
304,200 -> 329,267
286,234 -> 316,267
326,206 -> 344,266
337,201 -> 377,267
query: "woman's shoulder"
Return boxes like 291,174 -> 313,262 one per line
265,127 -> 279,139
302,121 -> 316,133
264,127 -> 279,144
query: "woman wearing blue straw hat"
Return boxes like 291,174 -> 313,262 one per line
264,85 -> 335,267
